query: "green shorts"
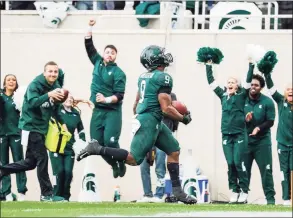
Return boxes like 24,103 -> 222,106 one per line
130,113 -> 180,165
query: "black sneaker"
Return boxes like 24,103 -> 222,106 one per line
118,161 -> 126,177
77,139 -> 103,161
173,186 -> 197,205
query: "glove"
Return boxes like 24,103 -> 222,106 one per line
182,111 -> 192,125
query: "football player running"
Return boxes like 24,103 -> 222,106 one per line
77,45 -> 196,204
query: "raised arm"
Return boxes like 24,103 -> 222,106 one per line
57,69 -> 65,88
205,63 -> 225,98
85,19 -> 102,65
264,73 -> 284,103
240,62 -> 254,95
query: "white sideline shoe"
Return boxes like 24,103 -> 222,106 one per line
283,200 -> 291,206
136,196 -> 153,203
238,192 -> 248,203
229,192 -> 239,203
5,193 -> 13,202
150,197 -> 164,203
18,193 -> 25,202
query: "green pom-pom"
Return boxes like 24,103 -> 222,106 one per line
212,48 -> 224,64
257,51 -> 278,75
197,47 -> 214,63
197,47 -> 224,64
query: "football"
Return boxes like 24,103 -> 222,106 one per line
56,88 -> 69,103
172,100 -> 188,115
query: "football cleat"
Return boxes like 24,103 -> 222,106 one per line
76,139 -> 103,161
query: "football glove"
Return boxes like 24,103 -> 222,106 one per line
182,111 -> 192,125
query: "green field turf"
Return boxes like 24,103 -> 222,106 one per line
0,202 -> 292,217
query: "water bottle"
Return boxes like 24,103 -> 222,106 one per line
113,186 -> 121,202
204,189 -> 210,203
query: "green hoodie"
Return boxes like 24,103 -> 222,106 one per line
18,74 -> 64,135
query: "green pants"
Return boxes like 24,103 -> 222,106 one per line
130,114 -> 180,165
277,143 -> 293,201
49,151 -> 75,200
222,133 -> 249,193
90,107 -> 122,167
0,135 -> 27,196
245,143 -> 275,203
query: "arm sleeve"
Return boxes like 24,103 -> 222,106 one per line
113,92 -> 124,102
113,70 -> 126,93
26,85 -> 50,109
158,86 -> 172,94
258,100 -> 275,132
239,63 -> 254,96
264,73 -> 284,103
77,119 -> 86,142
206,65 -> 225,98
85,37 -> 102,65
258,120 -> 274,132
170,93 -> 179,132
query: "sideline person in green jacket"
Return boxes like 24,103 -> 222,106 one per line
84,19 -> 127,179
264,73 -> 292,206
0,61 -> 67,202
49,94 -> 88,201
205,59 -> 254,204
244,74 -> 276,205
0,74 -> 27,201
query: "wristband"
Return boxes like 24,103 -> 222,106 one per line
105,97 -> 112,104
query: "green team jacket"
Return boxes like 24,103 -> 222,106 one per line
206,63 -> 254,135
57,106 -> 86,154
85,37 -> 126,110
244,93 -> 275,145
0,91 -> 21,136
19,74 -> 64,135
265,73 -> 292,147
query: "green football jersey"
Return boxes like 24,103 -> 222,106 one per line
136,70 -> 173,120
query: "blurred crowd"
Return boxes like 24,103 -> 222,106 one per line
0,1 -> 291,29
